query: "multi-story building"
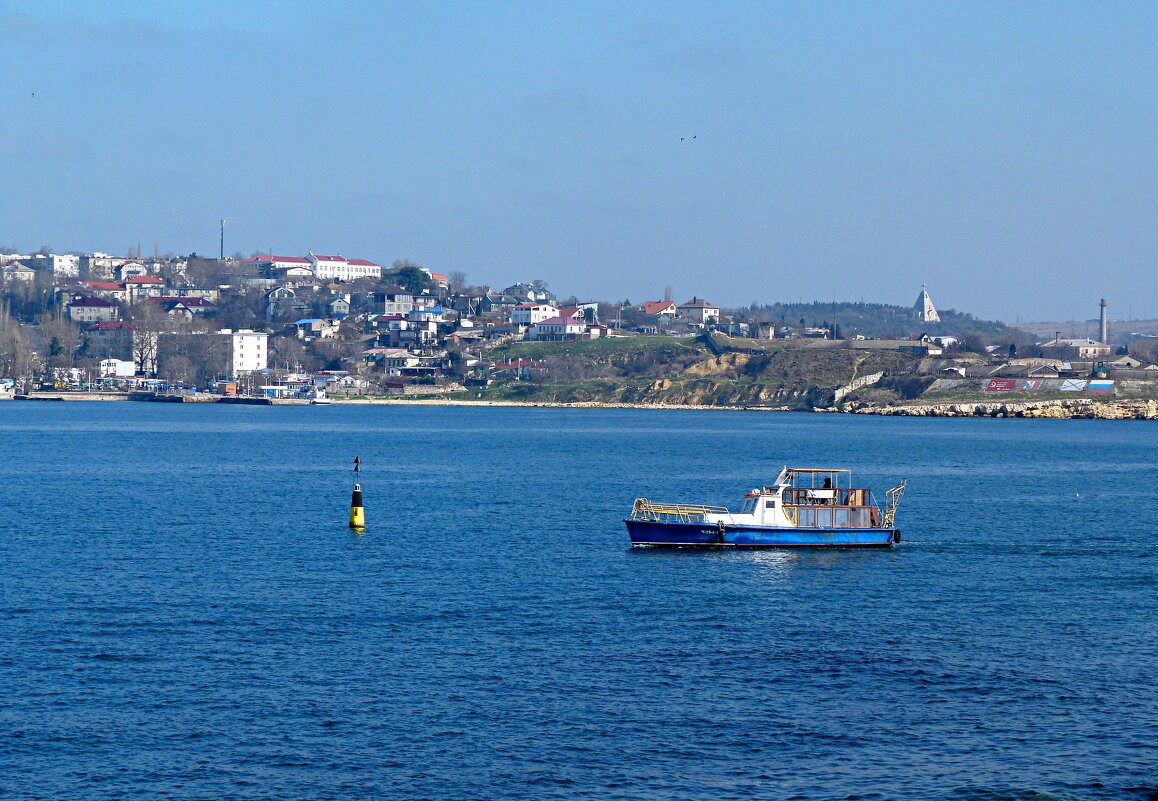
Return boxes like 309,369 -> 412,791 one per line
308,252 -> 381,282
676,297 -> 720,324
66,295 -> 120,323
214,329 -> 268,378
510,303 -> 559,326
30,253 -> 81,277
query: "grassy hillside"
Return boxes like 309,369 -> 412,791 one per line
480,335 -> 923,408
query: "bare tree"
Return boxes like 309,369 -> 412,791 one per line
38,312 -> 81,369
0,300 -> 33,378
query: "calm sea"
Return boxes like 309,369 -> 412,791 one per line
1,403 -> 1155,801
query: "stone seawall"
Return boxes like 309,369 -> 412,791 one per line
853,398 -> 1158,420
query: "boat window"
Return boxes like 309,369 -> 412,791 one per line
834,508 -> 851,527
764,500 -> 776,509
740,498 -> 756,514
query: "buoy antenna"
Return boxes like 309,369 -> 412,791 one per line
349,456 -> 365,531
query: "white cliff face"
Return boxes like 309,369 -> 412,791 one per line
849,398 -> 1158,420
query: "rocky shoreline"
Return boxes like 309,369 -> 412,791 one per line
8,390 -> 1157,419
848,397 -> 1158,420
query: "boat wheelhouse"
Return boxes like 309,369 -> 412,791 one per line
626,467 -> 906,548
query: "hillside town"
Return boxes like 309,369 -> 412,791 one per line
0,247 -> 1155,403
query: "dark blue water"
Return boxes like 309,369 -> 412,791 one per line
1,404 -> 1155,801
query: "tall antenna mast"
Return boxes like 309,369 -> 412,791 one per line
219,219 -> 225,260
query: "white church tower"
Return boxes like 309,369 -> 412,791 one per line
915,284 -> 940,324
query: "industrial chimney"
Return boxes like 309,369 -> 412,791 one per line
1099,299 -> 1108,345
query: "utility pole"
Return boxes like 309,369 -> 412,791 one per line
219,219 -> 225,261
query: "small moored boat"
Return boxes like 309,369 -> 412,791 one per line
626,467 -> 906,548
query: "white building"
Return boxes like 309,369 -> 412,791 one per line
215,329 -> 268,378
527,316 -> 588,341
99,359 -> 137,378
308,252 -> 382,281
30,253 -> 81,277
676,297 -> 720,324
915,284 -> 940,323
510,303 -> 559,326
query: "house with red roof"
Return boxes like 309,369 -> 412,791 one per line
642,300 -> 677,317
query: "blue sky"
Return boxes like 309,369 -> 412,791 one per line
2,1 -> 1155,322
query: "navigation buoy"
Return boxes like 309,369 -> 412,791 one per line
349,456 -> 365,531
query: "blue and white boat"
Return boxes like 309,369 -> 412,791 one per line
626,467 -> 906,548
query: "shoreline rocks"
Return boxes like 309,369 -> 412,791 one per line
849,398 -> 1158,420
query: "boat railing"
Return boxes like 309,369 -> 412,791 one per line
630,498 -> 730,524
783,487 -> 869,507
882,479 -> 907,528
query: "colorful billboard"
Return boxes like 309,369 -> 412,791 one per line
986,379 -> 1017,392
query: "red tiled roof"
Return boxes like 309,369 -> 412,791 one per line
346,258 -> 379,267
126,276 -> 164,284
310,253 -> 346,262
84,281 -> 124,291
643,301 -> 675,314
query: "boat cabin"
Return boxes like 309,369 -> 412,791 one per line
733,468 -> 881,529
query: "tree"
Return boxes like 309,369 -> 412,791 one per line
1130,339 -> 1158,364
38,312 -> 81,369
271,335 -> 308,372
449,271 -> 467,293
0,300 -> 34,378
392,264 -> 433,294
1009,343 -> 1017,357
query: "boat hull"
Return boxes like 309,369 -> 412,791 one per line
625,520 -> 898,548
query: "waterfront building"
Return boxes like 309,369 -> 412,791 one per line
215,329 -> 268,378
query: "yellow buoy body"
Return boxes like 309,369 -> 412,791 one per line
349,483 -> 365,530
